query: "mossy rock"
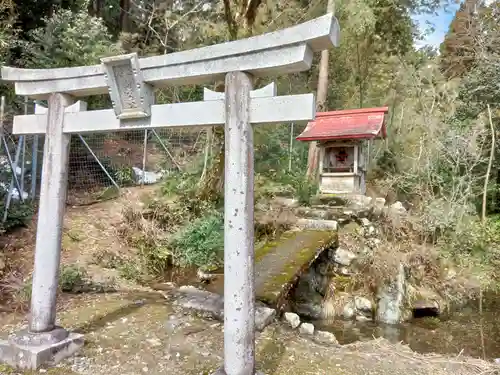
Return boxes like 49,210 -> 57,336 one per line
254,230 -> 338,309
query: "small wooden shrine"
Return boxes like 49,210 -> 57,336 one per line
297,107 -> 388,195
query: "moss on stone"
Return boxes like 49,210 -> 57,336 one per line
254,232 -> 297,264
333,275 -> 353,292
255,230 -> 338,307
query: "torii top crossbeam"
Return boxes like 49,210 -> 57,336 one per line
0,13 -> 341,374
1,13 -> 339,99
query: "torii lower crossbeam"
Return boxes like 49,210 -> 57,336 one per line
0,84 -> 314,374
0,11 -> 339,373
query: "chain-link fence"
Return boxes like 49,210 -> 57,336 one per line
0,95 -> 307,224
65,128 -> 207,205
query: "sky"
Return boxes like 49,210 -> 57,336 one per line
412,1 -> 461,49
413,0 -> 497,49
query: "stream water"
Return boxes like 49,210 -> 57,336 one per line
313,294 -> 500,360
160,267 -> 500,360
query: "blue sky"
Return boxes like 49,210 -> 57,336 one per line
412,1 -> 461,49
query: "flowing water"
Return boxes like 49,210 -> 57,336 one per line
159,264 -> 500,361
313,294 -> 500,360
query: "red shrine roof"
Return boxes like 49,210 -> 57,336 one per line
296,107 -> 389,142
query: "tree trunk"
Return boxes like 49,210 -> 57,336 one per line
90,0 -> 103,16
197,0 -> 262,202
306,0 -> 335,180
120,0 -> 131,32
482,105 -> 495,222
197,81 -> 226,202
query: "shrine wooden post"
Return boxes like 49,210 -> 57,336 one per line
0,14 -> 339,373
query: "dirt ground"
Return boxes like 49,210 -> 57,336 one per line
0,185 -> 159,308
0,291 -> 497,375
1,187 -> 498,375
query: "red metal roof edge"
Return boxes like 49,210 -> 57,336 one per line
315,106 -> 389,118
296,106 -> 389,142
297,133 -> 381,142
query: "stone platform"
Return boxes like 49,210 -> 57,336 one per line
0,327 -> 84,370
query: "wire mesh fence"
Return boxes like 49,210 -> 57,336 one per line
0,95 -> 306,224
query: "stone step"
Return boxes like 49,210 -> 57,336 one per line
295,218 -> 338,230
294,206 -> 344,220
172,286 -> 276,331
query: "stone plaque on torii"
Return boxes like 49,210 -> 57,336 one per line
0,14 -> 340,374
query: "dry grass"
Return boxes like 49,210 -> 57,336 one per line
320,211 -> 485,320
350,338 -> 500,375
0,186 -> 159,311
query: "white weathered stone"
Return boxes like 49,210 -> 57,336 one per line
255,306 -> 277,331
359,217 -> 371,227
354,296 -> 373,313
299,322 -> 315,336
333,248 -> 356,266
342,301 -> 355,319
374,197 -> 386,208
372,197 -> 386,216
204,82 -> 276,100
273,197 -> 299,208
376,263 -> 407,325
349,194 -> 372,208
355,315 -> 371,322
30,93 -> 74,333
2,14 -> 340,99
390,201 -> 406,214
223,72 -> 255,374
296,218 -> 338,231
34,101 -> 87,114
313,330 -> 338,345
284,312 -> 301,329
101,53 -> 154,120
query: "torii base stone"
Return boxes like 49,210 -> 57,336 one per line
0,328 -> 84,370
212,368 -> 265,375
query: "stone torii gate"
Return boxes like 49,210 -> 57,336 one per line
0,14 -> 339,374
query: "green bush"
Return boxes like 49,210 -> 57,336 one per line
161,171 -> 199,198
59,264 -> 87,292
114,166 -> 135,186
0,201 -> 35,233
170,213 -> 224,270
294,177 -> 318,206
438,215 -> 500,290
272,171 -> 318,205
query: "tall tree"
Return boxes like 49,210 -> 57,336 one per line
197,0 -> 264,202
119,0 -> 130,32
306,0 -> 335,179
440,0 -> 482,78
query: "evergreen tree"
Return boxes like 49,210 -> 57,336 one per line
440,0 -> 482,78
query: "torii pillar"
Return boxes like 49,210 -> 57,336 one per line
0,13 -> 339,373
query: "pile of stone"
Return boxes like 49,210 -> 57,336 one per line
286,194 -> 449,326
283,312 -> 338,346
